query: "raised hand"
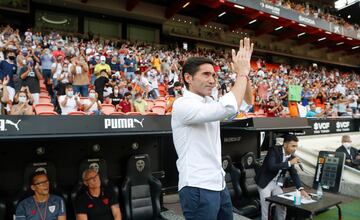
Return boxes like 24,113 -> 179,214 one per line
231,37 -> 254,76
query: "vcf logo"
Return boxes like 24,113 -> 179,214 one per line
0,119 -> 21,131
313,122 -> 330,130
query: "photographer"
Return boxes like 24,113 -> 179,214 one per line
20,57 -> 43,104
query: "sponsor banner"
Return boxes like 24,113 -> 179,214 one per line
306,118 -> 356,135
0,116 -> 172,138
227,0 -> 360,40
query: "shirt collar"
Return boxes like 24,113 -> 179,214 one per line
282,147 -> 291,159
183,89 -> 206,102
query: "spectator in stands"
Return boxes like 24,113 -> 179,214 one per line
336,135 -> 360,168
147,67 -> 159,99
10,90 -> 33,115
256,134 -> 309,220
75,168 -> 121,220
94,70 -> 109,102
124,54 -> 137,81
55,62 -> 72,96
20,58 -> 42,104
58,84 -> 82,115
133,92 -> 148,114
51,55 -> 64,91
94,56 -> 111,78
166,81 -> 183,113
108,85 -> 123,107
82,89 -> 102,115
306,103 -> 324,118
70,56 -> 89,97
0,76 -> 14,114
167,68 -> 179,96
109,55 -> 120,75
0,48 -> 17,89
40,48 -> 55,96
118,92 -> 133,113
15,171 -> 66,220
172,38 -> 254,220
347,91 -> 358,114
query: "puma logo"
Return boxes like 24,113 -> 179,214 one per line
5,119 -> 21,131
133,118 -> 144,128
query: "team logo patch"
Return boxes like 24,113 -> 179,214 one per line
49,205 -> 56,213
103,198 -> 109,205
88,203 -> 94,208
31,210 -> 36,215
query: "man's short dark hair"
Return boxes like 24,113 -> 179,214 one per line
65,84 -> 73,90
29,171 -> 48,186
283,134 -> 299,143
174,81 -> 182,87
124,92 -> 132,97
182,57 -> 215,89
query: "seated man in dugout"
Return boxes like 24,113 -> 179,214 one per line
75,168 -> 122,220
15,171 -> 66,220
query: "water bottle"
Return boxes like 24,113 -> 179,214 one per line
294,190 -> 301,205
316,184 -> 323,199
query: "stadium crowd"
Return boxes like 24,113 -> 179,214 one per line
0,25 -> 359,117
265,0 -> 359,31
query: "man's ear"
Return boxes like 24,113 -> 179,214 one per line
184,73 -> 192,86
30,185 -> 35,191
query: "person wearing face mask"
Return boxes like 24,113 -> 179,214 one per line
117,92 -> 134,113
20,58 -> 43,105
109,56 -> 120,75
0,76 -> 15,115
336,135 -> 360,168
10,91 -> 33,115
58,85 -> 82,115
133,92 -> 148,114
71,57 -> 89,97
40,48 -> 55,91
51,55 -> 63,90
56,63 -> 71,96
82,89 -> 102,115
0,49 -> 17,89
94,56 -> 111,78
109,85 -> 123,107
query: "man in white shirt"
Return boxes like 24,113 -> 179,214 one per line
172,38 -> 254,220
58,85 -> 82,115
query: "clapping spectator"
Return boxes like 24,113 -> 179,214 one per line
133,92 -> 148,114
82,89 -> 102,115
19,58 -> 43,104
10,90 -> 33,115
58,84 -> 82,115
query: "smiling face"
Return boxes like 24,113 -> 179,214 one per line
185,63 -> 216,97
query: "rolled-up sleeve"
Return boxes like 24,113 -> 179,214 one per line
173,92 -> 238,125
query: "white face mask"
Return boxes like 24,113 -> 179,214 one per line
343,142 -> 351,149
114,90 -> 119,94
18,96 -> 27,103
67,91 -> 73,97
89,93 -> 96,99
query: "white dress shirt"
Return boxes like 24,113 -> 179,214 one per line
171,90 -> 238,191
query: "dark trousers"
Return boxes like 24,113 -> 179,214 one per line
179,186 -> 233,220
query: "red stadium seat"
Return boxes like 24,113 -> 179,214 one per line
125,112 -> 142,115
68,111 -> 86,115
145,100 -> 155,111
39,96 -> 51,104
35,103 -> 54,114
154,100 -> 166,108
101,104 -> 115,115
144,112 -> 159,115
37,111 -> 58,115
109,112 -> 126,115
151,106 -> 165,115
